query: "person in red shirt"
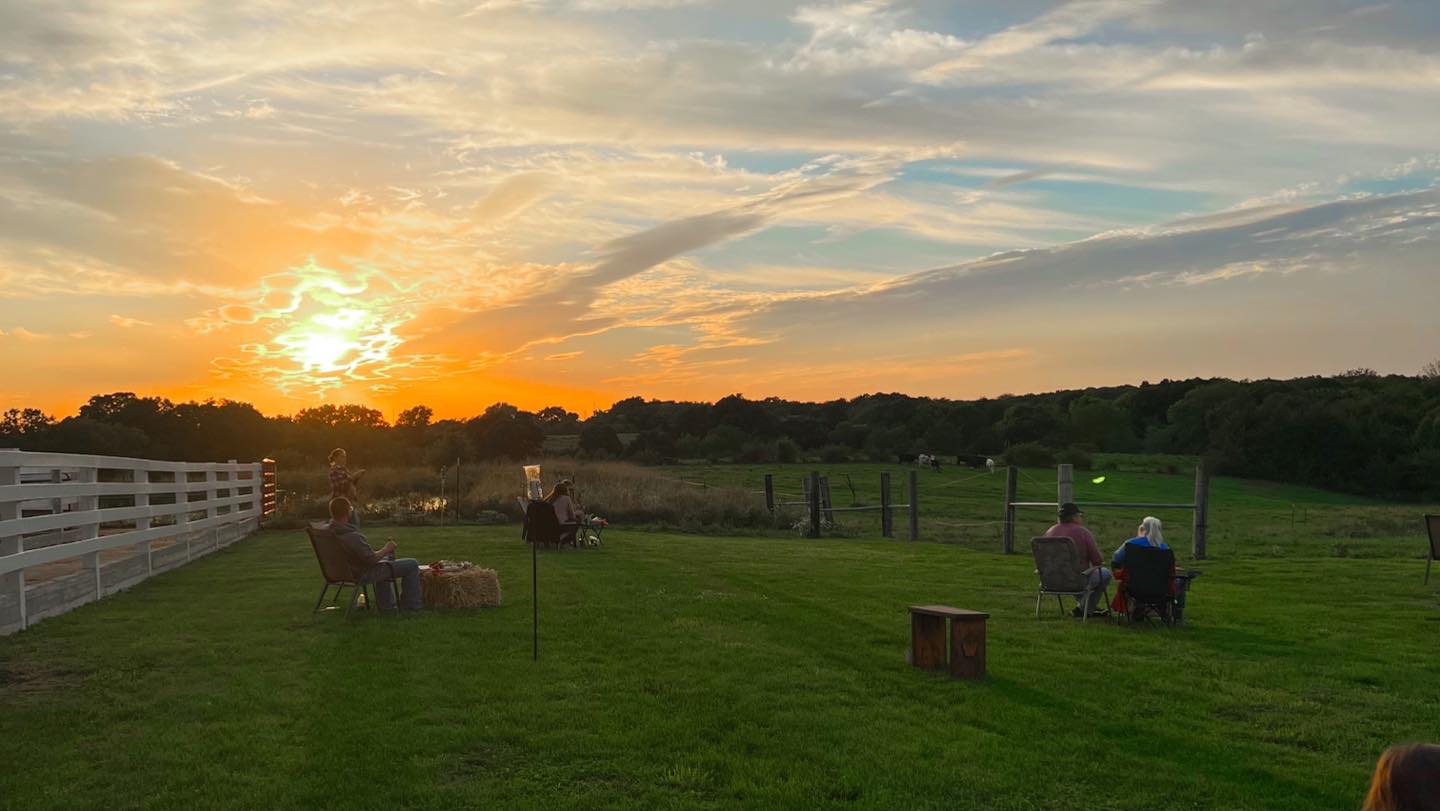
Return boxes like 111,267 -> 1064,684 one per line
1044,502 -> 1111,617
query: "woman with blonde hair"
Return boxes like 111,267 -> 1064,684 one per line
1109,516 -> 1177,617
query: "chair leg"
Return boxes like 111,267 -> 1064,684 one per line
1427,555 -> 1433,585
1081,589 -> 1090,623
1035,591 -> 1043,619
313,583 -> 330,613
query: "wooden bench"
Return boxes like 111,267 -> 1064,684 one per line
909,605 -> 989,680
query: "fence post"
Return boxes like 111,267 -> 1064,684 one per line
135,466 -> 152,576
260,459 -> 277,521
819,476 -> 834,524
1057,463 -> 1074,507
76,467 -> 100,599
808,470 -> 821,538
205,467 -> 219,553
908,470 -> 919,541
1193,464 -> 1210,560
454,458 -> 462,522
764,474 -> 774,514
0,463 -> 23,631
880,472 -> 892,538
177,468 -> 192,561
1003,465 -> 1018,554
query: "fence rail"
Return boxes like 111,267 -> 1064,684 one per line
0,449 -> 276,635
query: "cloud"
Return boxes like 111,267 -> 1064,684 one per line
109,314 -> 153,328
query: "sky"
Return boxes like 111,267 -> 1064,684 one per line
1,0 -> 1438,420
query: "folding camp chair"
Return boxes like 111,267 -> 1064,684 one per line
1120,544 -> 1177,625
523,499 -> 564,548
1031,536 -> 1110,622
1425,514 -> 1439,585
305,523 -> 403,618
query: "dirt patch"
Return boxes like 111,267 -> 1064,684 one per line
0,661 -> 88,695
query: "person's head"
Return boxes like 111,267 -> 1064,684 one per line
1364,743 -> 1440,811
1058,502 -> 1084,524
328,496 -> 352,523
543,480 -> 573,502
328,448 -> 347,466
1138,516 -> 1164,545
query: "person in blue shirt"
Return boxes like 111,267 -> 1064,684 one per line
1112,516 -> 1168,566
1112,516 -> 1189,618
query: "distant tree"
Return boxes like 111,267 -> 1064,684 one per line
396,405 -> 433,431
1421,359 -> 1440,379
579,421 -> 624,458
295,404 -> 388,429
535,406 -> 580,435
1339,367 -> 1379,378
1067,396 -> 1136,452
713,394 -> 776,438
996,404 -> 1065,447
46,417 -> 150,457
1,408 -> 55,437
467,403 -> 543,460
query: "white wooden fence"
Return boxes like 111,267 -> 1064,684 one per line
0,450 -> 277,635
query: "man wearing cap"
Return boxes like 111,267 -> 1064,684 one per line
1045,502 -> 1111,617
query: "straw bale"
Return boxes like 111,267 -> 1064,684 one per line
420,565 -> 501,608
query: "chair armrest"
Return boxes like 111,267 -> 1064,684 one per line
1081,565 -> 1101,576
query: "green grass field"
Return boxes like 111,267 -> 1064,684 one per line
656,462 -> 1434,560
3,522 -> 1438,809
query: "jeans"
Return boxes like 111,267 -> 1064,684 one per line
370,556 -> 422,611
1085,567 -> 1113,612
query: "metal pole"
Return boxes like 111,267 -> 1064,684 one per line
1003,465 -> 1018,554
532,526 -> 539,661
439,468 -> 446,527
455,458 -> 461,522
808,470 -> 821,538
880,472 -> 892,538
1192,464 -> 1210,560
908,470 -> 919,541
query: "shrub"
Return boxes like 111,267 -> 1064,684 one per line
776,437 -> 801,464
1056,446 -> 1094,470
820,444 -> 851,464
1003,442 -> 1056,467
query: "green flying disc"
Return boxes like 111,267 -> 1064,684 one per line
1091,476 -> 1107,484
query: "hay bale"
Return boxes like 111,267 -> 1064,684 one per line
420,564 -> 501,608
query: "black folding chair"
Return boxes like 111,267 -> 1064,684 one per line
1123,544 -> 1177,625
305,524 -> 403,618
523,499 -> 562,548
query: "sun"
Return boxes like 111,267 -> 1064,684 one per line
298,332 -> 355,370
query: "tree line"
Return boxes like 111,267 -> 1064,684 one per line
3,368 -> 1438,498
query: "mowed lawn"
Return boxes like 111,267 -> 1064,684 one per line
2,527 -> 1438,809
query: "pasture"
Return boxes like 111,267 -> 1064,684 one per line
2,516 -> 1438,809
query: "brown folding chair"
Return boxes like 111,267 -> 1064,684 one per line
305,523 -> 403,618
1032,536 -> 1110,623
1425,514 -> 1439,585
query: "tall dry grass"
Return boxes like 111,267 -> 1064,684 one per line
272,459 -> 782,532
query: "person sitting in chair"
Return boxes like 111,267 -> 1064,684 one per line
544,480 -> 581,547
328,497 -> 421,611
1044,502 -> 1110,617
1110,516 -> 1180,617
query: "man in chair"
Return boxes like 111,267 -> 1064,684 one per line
328,497 -> 422,612
1044,502 -> 1111,617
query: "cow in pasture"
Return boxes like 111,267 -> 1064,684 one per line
957,454 -> 992,470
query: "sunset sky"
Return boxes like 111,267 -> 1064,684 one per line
2,0 -> 1438,420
